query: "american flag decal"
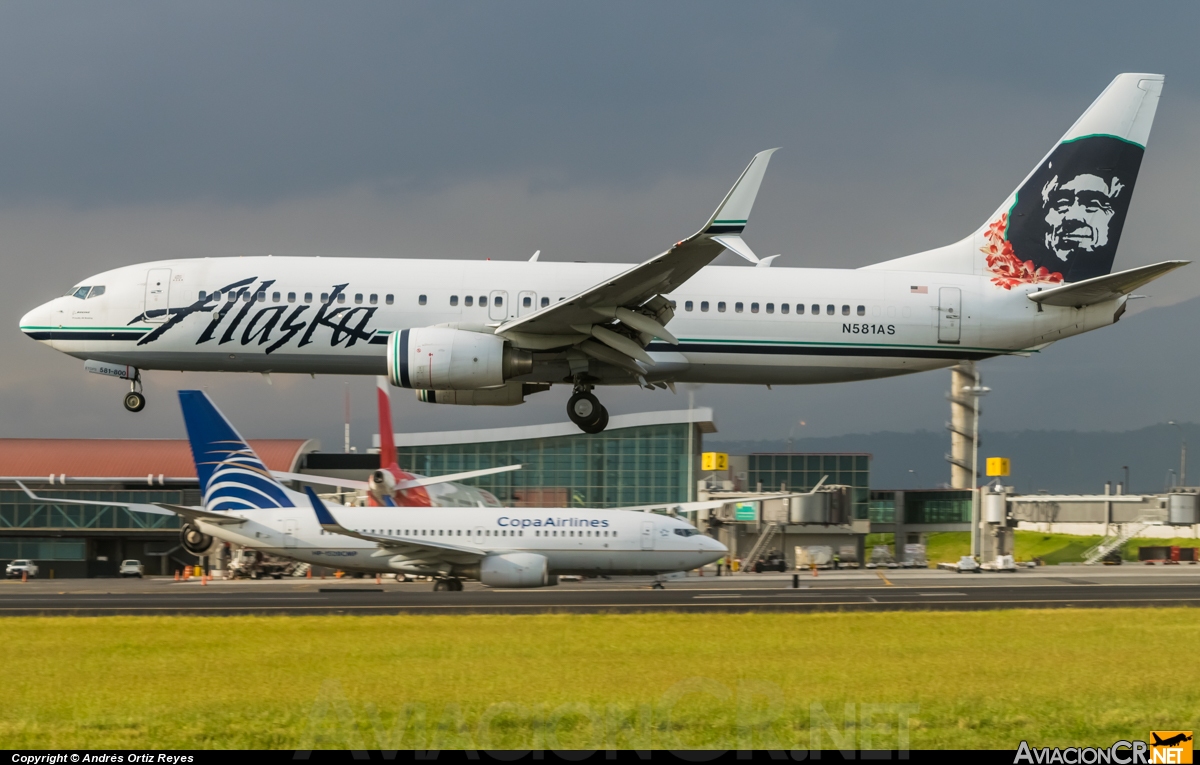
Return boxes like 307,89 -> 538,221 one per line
910,285 -> 928,294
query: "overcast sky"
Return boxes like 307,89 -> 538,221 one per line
3,1 -> 1199,450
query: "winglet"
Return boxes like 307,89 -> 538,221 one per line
697,148 -> 778,263
304,486 -> 340,529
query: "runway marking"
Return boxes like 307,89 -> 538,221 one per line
918,592 -> 966,597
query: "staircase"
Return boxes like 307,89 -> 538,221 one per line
1083,511 -> 1165,565
744,522 -> 780,568
290,562 -> 312,577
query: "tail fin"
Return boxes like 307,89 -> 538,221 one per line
178,390 -> 292,511
869,74 -> 1163,285
376,376 -> 398,470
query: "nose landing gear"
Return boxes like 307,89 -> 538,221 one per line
567,384 -> 609,434
123,371 -> 145,412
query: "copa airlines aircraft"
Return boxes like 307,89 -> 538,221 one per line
21,390 -> 726,590
19,74 -> 1183,432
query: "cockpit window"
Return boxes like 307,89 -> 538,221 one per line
673,528 -> 701,537
87,286 -> 105,299
70,286 -> 90,299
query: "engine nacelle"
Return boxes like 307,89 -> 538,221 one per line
368,468 -> 397,498
476,552 -> 551,588
387,328 -> 532,390
416,382 -> 548,406
180,522 -> 219,556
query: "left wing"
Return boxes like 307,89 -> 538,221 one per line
272,464 -> 522,491
495,149 -> 778,373
303,487 -> 484,565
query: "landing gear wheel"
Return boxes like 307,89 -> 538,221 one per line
567,392 -> 601,428
579,405 -> 609,434
450,579 -> 463,591
123,391 -> 146,412
433,580 -> 449,591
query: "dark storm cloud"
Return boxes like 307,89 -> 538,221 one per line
0,0 -> 1196,208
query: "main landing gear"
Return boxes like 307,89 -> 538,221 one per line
567,385 -> 609,434
433,578 -> 463,592
123,370 -> 146,412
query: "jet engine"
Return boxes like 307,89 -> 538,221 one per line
368,468 -> 397,499
180,522 -> 219,556
387,328 -> 532,390
415,382 -> 549,406
472,552 -> 552,588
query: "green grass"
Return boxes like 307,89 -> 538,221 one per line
870,531 -> 1200,565
2,611 -> 1198,750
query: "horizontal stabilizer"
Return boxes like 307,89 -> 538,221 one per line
1027,260 -> 1188,307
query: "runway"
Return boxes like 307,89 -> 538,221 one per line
2,566 -> 1200,615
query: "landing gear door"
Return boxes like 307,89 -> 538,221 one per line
640,520 -> 655,551
144,268 -> 172,323
489,290 -> 508,322
937,287 -> 961,344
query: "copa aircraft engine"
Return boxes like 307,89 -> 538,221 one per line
180,522 -> 219,556
467,553 -> 554,588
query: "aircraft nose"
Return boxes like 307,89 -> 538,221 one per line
19,302 -> 54,341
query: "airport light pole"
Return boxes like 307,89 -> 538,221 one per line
1169,421 -> 1187,487
961,381 -> 990,560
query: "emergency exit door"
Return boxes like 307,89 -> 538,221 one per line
938,287 -> 961,344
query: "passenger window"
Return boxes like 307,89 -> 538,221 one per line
320,293 -> 329,304
479,295 -> 486,306
717,302 -> 726,313
735,302 -> 743,313
751,302 -> 760,313
336,293 -> 346,304
522,296 -> 532,308
826,305 -> 834,315
464,296 -> 473,307
270,292 -> 279,303
369,294 -> 377,305
199,291 -> 207,301
781,303 -> 788,315
841,305 -> 849,316
857,305 -> 865,316
812,304 -> 819,315
450,295 -> 458,306
354,293 -> 363,304
700,301 -> 709,312
493,296 -> 503,307
288,292 -> 296,303
765,303 -> 773,314
255,291 -> 265,302
795,304 -> 803,315
540,297 -> 549,307
418,295 -> 427,306
304,292 -> 313,303
386,294 -> 395,305
685,300 -> 693,312
240,291 -> 251,303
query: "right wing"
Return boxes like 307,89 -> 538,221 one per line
495,149 -> 778,376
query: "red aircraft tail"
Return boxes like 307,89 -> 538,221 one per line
376,376 -> 398,470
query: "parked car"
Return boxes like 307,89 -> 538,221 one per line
118,559 -> 145,578
5,559 -> 38,579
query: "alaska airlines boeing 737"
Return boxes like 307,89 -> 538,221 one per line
19,74 -> 1183,432
19,390 -> 726,590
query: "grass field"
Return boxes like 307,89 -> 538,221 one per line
866,531 -> 1200,565
2,610 -> 1197,750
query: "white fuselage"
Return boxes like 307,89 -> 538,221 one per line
20,256 -> 1124,387
195,498 -> 726,577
